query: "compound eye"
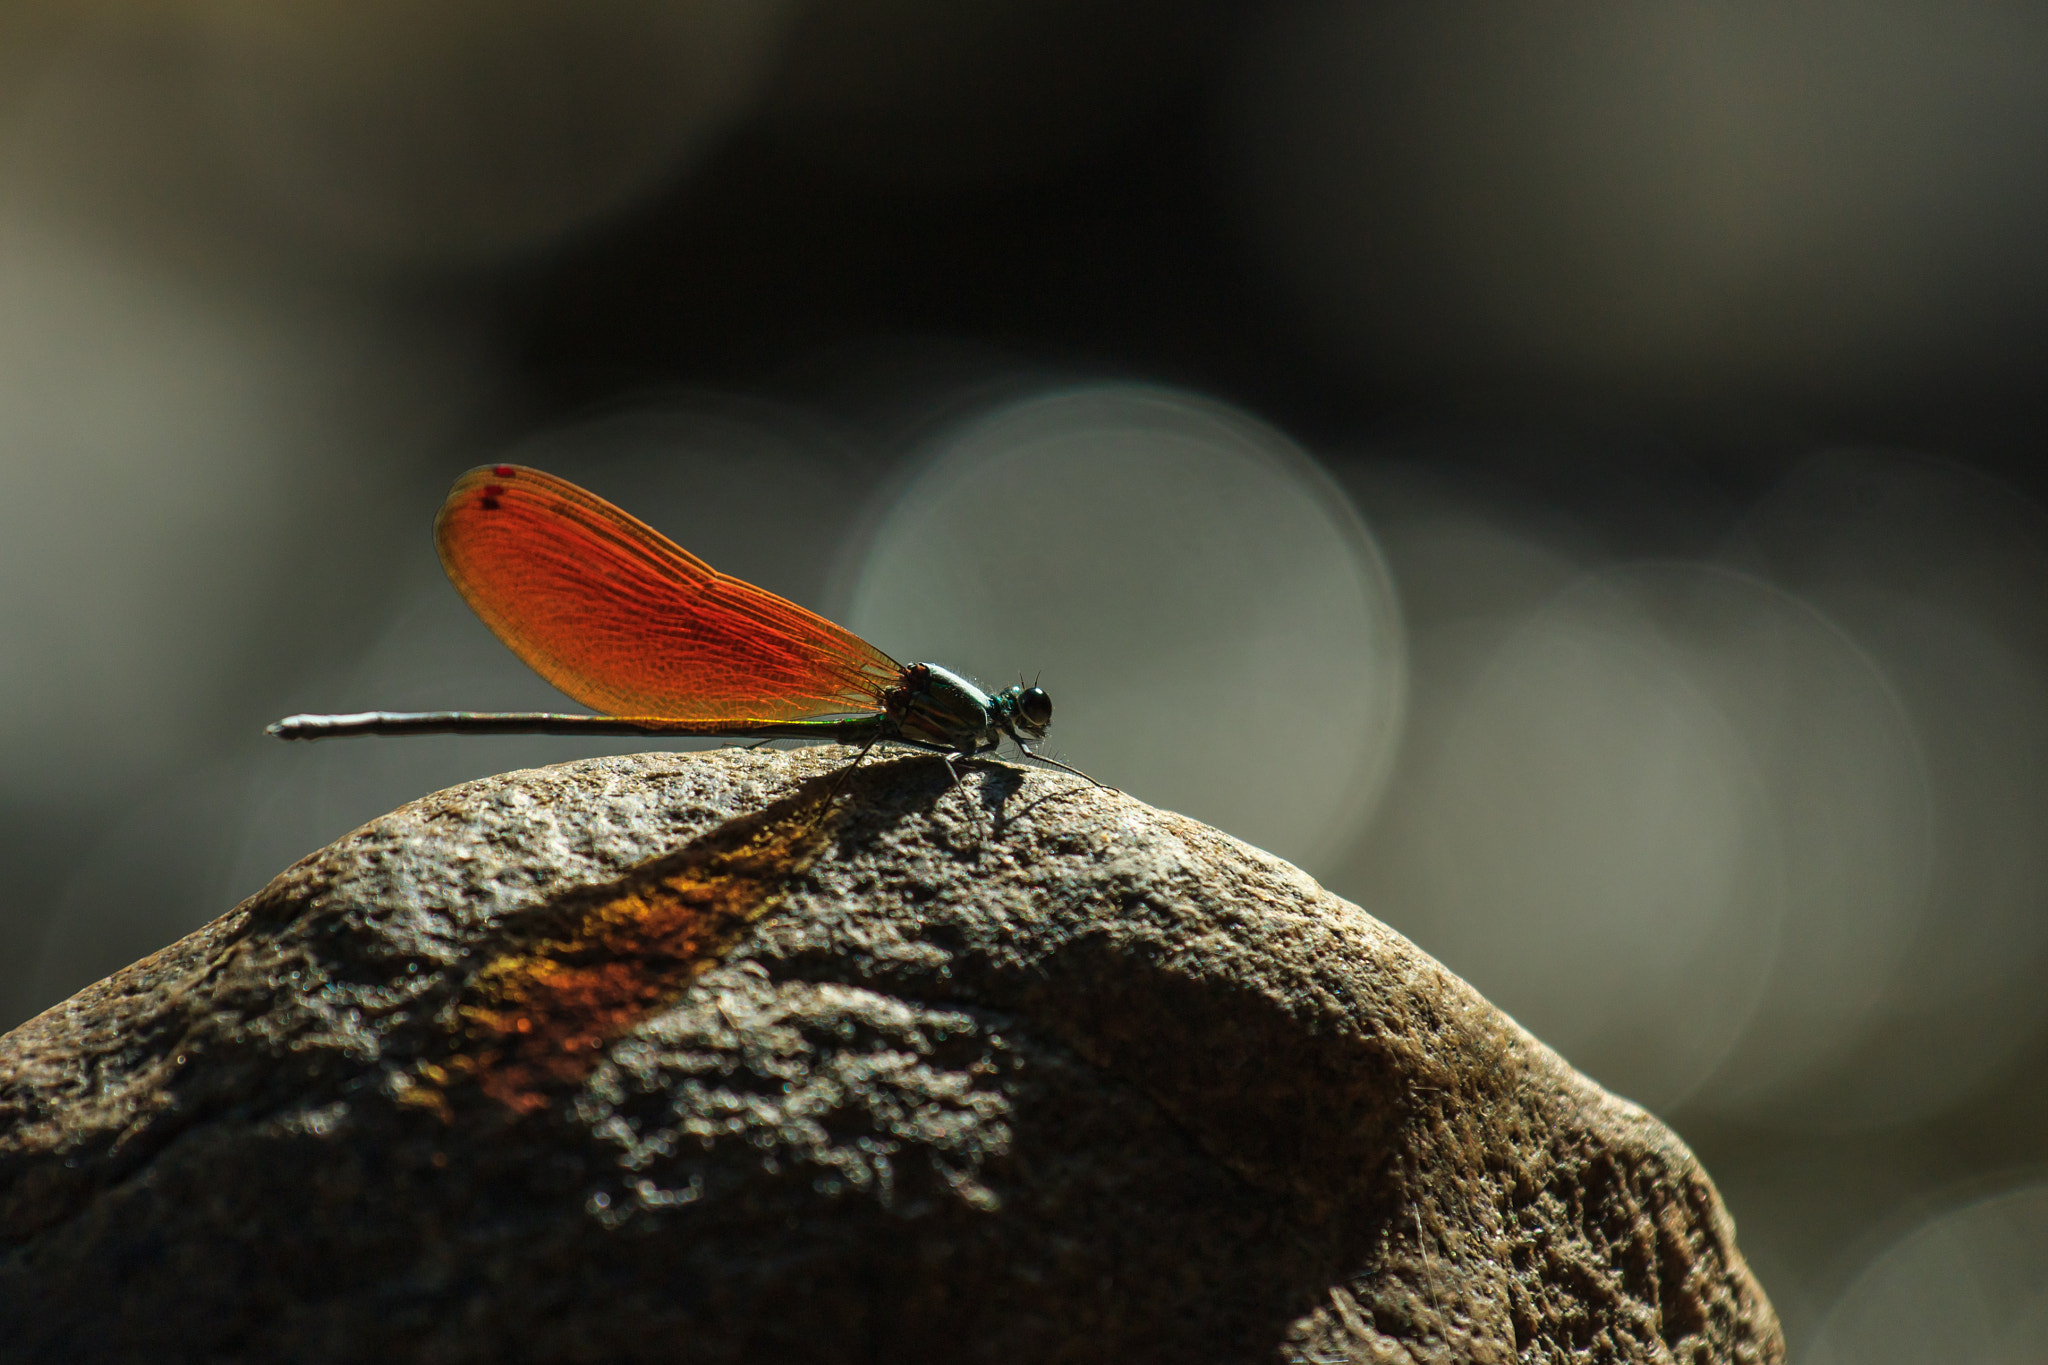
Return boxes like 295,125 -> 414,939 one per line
1017,686 -> 1053,730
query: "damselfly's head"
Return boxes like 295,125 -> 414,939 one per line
997,683 -> 1053,742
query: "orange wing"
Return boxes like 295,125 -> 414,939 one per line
433,464 -> 901,722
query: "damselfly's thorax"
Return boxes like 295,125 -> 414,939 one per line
882,663 -> 997,754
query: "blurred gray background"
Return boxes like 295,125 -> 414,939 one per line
5,2 -> 2047,1356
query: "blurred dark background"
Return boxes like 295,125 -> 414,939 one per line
4,2 -> 2047,1356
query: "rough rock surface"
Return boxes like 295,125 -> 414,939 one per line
0,748 -> 1782,1364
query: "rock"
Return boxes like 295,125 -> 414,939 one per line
0,748 -> 1782,1364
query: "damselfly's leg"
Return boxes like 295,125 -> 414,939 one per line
937,749 -> 1003,837
873,735 -> 991,830
811,735 -> 883,822
1014,743 -> 1114,791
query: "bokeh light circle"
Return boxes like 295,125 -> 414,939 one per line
1721,451 -> 2048,1124
846,384 -> 1405,871
1387,565 -> 1787,1109
1654,568 -> 1932,1119
1809,1180 -> 2048,1365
